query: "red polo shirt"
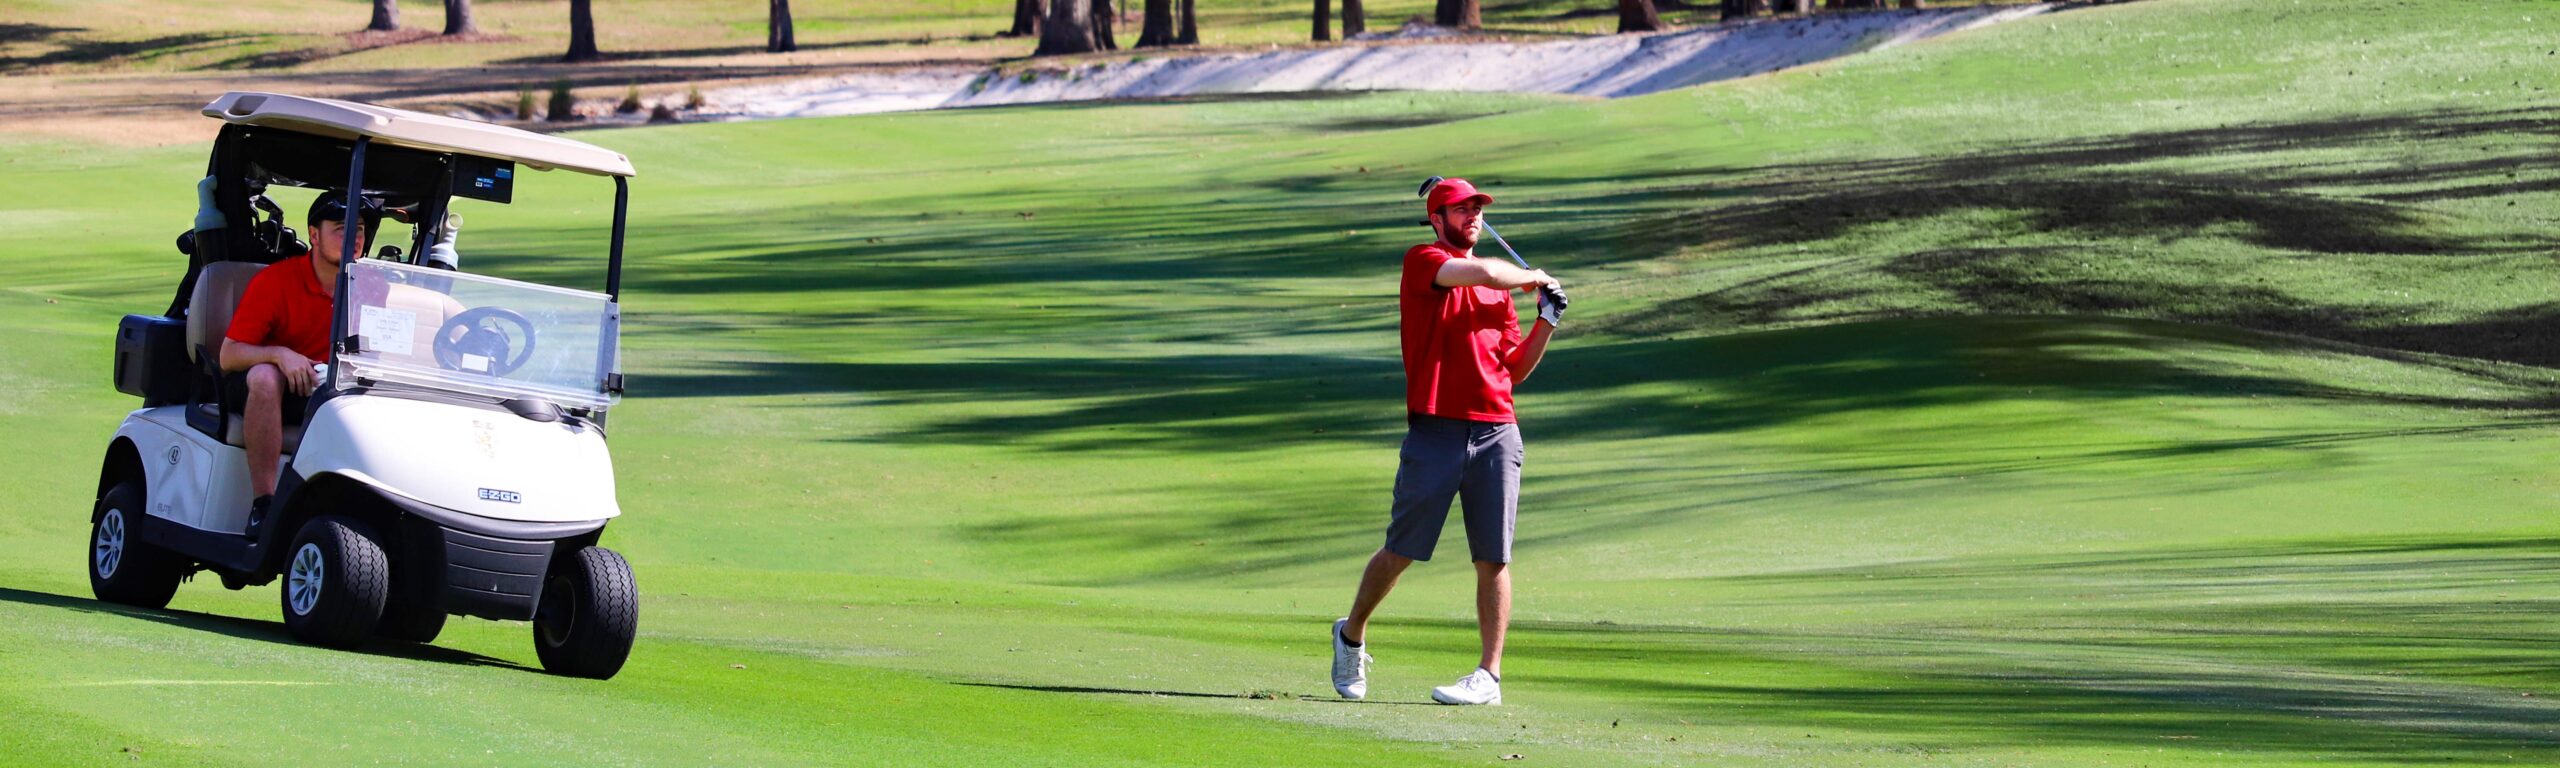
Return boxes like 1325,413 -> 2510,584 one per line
224,256 -> 336,363
1400,243 -> 1521,423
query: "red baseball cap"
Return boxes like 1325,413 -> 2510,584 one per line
1427,178 -> 1494,213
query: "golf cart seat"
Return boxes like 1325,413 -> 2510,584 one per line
185,261 -> 304,454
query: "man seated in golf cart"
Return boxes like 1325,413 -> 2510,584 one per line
219,190 -> 375,534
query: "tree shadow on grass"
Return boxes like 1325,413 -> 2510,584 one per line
489,34 -> 980,66
0,586 -> 532,672
1486,536 -> 2560,761
639,316 -> 2560,456
1523,105 -> 2560,366
0,22 -> 80,45
960,681 -> 1341,702
0,31 -> 274,73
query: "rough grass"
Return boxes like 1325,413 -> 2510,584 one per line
4,0 -> 2560,765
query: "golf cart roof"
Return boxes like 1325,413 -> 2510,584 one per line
203,92 -> 636,178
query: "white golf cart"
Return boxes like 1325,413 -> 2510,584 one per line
95,92 -> 640,678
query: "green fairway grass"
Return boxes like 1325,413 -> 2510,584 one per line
7,0 -> 2560,764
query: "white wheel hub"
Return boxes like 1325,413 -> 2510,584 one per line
93,508 -> 126,579
287,543 -> 325,616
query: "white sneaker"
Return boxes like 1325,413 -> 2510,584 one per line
1431,668 -> 1502,705
1331,618 -> 1371,700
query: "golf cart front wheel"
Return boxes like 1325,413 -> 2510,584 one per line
279,515 -> 391,649
90,481 -> 184,609
376,554 -> 448,644
533,545 -> 637,679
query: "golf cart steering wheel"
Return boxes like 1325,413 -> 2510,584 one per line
432,306 -> 538,376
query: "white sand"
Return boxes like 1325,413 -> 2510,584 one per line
703,5 -> 2051,120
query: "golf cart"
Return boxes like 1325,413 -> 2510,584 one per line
93,92 -> 639,678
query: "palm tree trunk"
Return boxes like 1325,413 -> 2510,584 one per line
1175,0 -> 1198,44
1312,0 -> 1331,41
1006,0 -> 1045,37
563,0 -> 600,61
1437,0 -> 1479,29
1342,0 -> 1365,37
1092,0 -> 1120,49
1037,0 -> 1098,55
369,0 -> 400,31
442,0 -> 478,35
1620,0 -> 1663,31
1138,0 -> 1174,46
769,0 -> 798,52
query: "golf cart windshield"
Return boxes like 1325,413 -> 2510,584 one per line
338,259 -> 620,410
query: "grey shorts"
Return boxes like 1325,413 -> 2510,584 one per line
1385,413 -> 1522,563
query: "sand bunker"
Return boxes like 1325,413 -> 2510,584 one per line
707,5 -> 2051,120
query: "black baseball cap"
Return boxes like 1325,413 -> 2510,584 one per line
306,189 -> 385,230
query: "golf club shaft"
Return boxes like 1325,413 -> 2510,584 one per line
1477,219 -> 1532,272
1420,175 -> 1547,293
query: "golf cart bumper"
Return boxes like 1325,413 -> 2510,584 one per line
375,490 -> 606,622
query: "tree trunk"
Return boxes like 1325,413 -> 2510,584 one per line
563,0 -> 599,61
442,0 -> 478,35
1037,0 -> 1098,55
1137,0 -> 1175,46
1775,0 -> 1810,14
1175,0 -> 1198,44
769,0 -> 798,52
1006,0 -> 1044,37
1092,0 -> 1120,49
1435,0 -> 1480,29
1312,0 -> 1331,41
369,0 -> 400,31
1900,0 -> 1924,8
1620,0 -> 1663,31
1342,0 -> 1364,37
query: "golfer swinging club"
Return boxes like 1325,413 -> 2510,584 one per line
1333,177 -> 1566,705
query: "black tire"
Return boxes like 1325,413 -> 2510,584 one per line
89,482 -> 184,609
533,546 -> 637,679
280,515 -> 390,649
376,575 -> 447,644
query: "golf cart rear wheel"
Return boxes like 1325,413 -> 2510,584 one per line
90,482 -> 184,609
533,545 -> 637,680
280,515 -> 390,649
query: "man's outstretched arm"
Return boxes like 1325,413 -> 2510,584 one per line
1437,258 -> 1557,291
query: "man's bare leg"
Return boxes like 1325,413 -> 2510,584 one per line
1474,560 -> 1509,677
244,363 -> 284,497
1343,548 -> 1414,645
